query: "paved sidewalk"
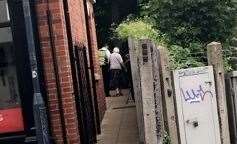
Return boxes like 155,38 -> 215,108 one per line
97,91 -> 139,144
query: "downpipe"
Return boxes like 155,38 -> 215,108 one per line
22,1 -> 50,144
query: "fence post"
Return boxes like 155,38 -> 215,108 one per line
151,43 -> 165,143
138,39 -> 158,144
128,38 -> 145,143
207,42 -> 230,144
159,46 -> 179,144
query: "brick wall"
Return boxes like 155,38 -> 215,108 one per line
86,1 -> 106,121
66,0 -> 107,122
35,1 -> 80,143
67,0 -> 106,120
35,0 -> 106,143
68,0 -> 88,46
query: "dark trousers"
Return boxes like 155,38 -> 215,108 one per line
109,69 -> 122,90
101,65 -> 110,96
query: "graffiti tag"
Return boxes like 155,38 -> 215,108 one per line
181,85 -> 213,104
178,67 -> 209,77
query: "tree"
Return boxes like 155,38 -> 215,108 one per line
115,0 -> 237,70
94,0 -> 112,47
94,0 -> 138,48
140,0 -> 237,47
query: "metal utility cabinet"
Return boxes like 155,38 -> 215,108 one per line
173,66 -> 221,144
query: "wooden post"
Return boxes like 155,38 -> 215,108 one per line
207,42 -> 230,144
159,46 -> 179,144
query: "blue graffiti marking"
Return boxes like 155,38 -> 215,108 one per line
181,85 -> 213,104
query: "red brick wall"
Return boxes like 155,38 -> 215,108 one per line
35,1 -> 80,144
68,0 -> 88,46
35,0 -> 106,143
86,1 -> 106,121
67,0 -> 106,121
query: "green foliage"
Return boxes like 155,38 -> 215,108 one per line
140,0 -> 237,47
222,39 -> 236,71
115,19 -> 166,44
115,0 -> 236,70
115,18 -> 236,70
168,43 -> 206,69
115,19 -> 208,69
163,131 -> 171,144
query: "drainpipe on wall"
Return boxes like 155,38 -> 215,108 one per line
22,1 -> 50,144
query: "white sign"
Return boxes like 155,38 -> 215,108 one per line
173,66 -> 221,144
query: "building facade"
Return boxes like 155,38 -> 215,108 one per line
0,0 -> 106,143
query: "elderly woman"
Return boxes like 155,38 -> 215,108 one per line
109,47 -> 125,96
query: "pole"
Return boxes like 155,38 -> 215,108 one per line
22,1 -> 50,144
159,46 -> 179,144
207,42 -> 230,144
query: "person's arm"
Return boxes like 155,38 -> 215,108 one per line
119,54 -> 127,72
118,54 -> 123,63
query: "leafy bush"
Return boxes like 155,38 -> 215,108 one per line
115,19 -> 208,69
168,44 -> 206,69
115,0 -> 236,71
115,19 -> 166,44
140,0 -> 237,47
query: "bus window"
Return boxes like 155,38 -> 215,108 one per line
0,1 -> 24,133
0,42 -> 24,134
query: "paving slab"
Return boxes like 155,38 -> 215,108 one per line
97,94 -> 139,144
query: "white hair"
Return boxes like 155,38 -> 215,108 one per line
113,47 -> 120,53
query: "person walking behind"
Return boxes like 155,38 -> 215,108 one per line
99,45 -> 111,97
109,47 -> 125,96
